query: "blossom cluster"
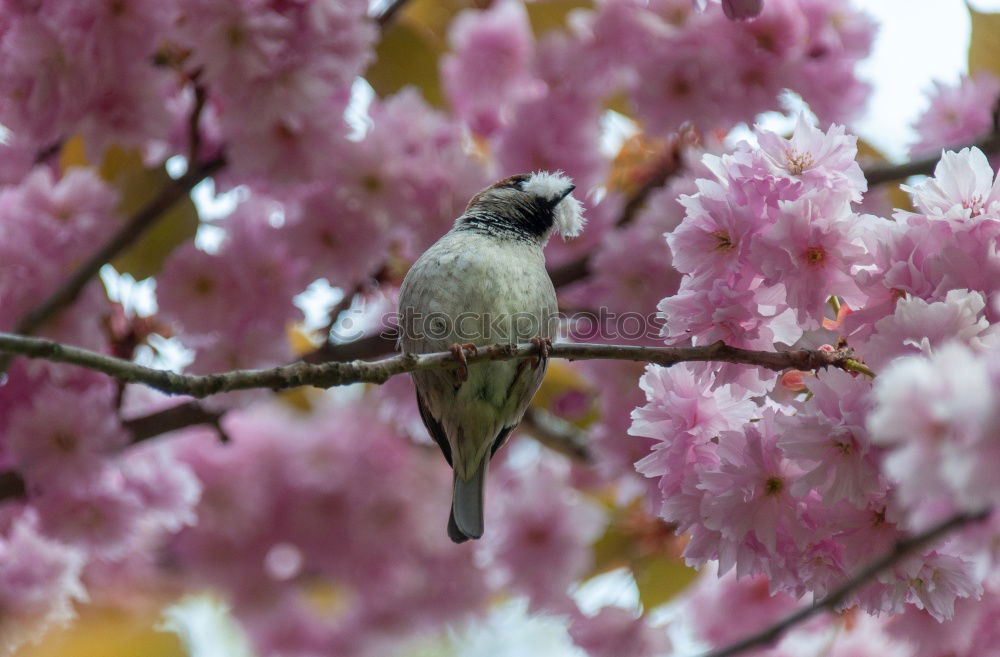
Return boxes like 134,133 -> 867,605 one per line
632,117 -> 1000,654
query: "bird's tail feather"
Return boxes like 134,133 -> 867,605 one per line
449,459 -> 487,543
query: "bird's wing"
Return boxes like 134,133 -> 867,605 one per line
416,389 -> 452,467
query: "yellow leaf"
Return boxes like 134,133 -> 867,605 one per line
607,132 -> 674,196
58,134 -> 89,171
968,4 -> 1000,78
366,19 -> 445,106
287,323 -> 321,356
15,606 -> 184,657
525,0 -> 592,37
632,553 -> 699,610
60,140 -> 200,280
604,91 -> 633,119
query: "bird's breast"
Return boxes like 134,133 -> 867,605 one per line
398,233 -> 558,353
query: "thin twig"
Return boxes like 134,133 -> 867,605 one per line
187,79 -> 208,165
694,508 -> 993,657
302,284 -> 367,364
12,155 -> 226,339
0,332 -> 869,399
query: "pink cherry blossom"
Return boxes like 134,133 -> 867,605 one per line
776,370 -> 883,506
33,468 -> 146,560
863,289 -> 998,369
755,114 -> 867,202
0,513 -> 86,655
869,342 -> 1000,517
749,197 -> 866,328
482,458 -> 606,612
442,0 -> 541,136
911,74 -> 1000,157
631,363 -> 757,445
684,566 -> 799,648
669,179 -> 769,281
7,381 -> 128,485
569,605 -> 671,657
699,411 -> 806,553
901,147 -> 1000,224
893,553 -> 983,622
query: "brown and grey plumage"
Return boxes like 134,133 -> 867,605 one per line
397,171 -> 585,543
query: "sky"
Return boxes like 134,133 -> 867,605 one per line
857,0 -> 1000,160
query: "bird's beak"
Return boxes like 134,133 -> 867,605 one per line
553,184 -> 575,204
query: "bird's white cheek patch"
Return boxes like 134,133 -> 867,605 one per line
554,194 -> 585,238
523,171 -> 573,199
523,170 -> 586,239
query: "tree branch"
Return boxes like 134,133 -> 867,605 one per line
694,507 -> 993,657
12,155 -> 226,339
123,401 -> 224,443
186,79 -> 208,165
864,132 -> 1000,186
0,331 -> 870,399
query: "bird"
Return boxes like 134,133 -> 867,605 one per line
397,171 -> 585,543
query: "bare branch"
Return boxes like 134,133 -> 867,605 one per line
694,508 -> 993,657
186,80 -> 208,165
0,331 -> 870,399
123,401 -> 224,443
864,132 -> 1000,186
12,154 -> 226,339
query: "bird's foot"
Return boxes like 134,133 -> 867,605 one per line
448,343 -> 478,382
530,337 -> 552,369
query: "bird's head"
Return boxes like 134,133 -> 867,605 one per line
458,171 -> 586,243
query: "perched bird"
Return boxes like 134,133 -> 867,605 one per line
398,171 -> 585,543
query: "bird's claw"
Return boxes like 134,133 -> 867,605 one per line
448,343 -> 478,382
530,337 -> 552,369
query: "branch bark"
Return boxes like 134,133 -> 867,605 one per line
12,155 -> 226,339
0,331 -> 871,399
123,401 -> 223,443
864,132 -> 1000,186
694,508 -> 993,657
